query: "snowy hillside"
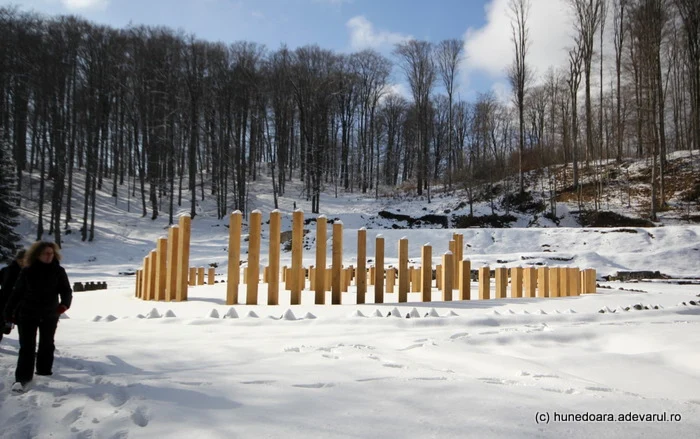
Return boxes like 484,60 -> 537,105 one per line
1,152 -> 699,439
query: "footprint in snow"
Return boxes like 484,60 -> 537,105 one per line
62,407 -> 83,426
130,405 -> 150,427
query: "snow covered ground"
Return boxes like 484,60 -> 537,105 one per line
1,168 -> 700,438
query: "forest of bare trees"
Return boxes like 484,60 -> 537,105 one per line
0,0 -> 698,249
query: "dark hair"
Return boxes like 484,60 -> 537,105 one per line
15,248 -> 26,261
24,241 -> 62,266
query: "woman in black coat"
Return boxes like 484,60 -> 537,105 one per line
4,241 -> 72,390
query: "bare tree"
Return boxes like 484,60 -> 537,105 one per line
394,40 -> 436,197
613,0 -> 629,162
435,39 -> 464,189
508,0 -> 531,194
674,0 -> 700,151
569,0 -> 604,164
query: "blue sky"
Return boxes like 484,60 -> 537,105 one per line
5,0 -> 578,102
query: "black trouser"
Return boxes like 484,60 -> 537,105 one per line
16,313 -> 59,383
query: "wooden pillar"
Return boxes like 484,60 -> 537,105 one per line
537,266 -> 549,298
247,210 -> 262,305
176,214 -> 191,301
197,267 -> 205,286
455,234 -> 463,280
495,266 -> 507,299
479,266 -> 491,300
569,267 -> 579,296
449,240 -> 456,286
510,266 -> 523,298
356,228 -> 367,304
314,215 -> 327,304
421,244 -> 432,302
559,267 -> 569,297
165,226 -> 179,301
267,210 -> 281,305
143,255 -> 151,300
375,235 -> 385,304
387,267 -> 395,293
290,210 -> 303,305
207,267 -> 215,285
459,259 -> 471,300
225,211 -> 242,305
442,252 -> 453,301
398,238 -> 409,302
549,267 -> 560,298
524,267 -> 537,298
332,221 -> 343,304
582,268 -> 597,294
368,266 -> 375,286
135,269 -> 142,298
436,265 -> 443,290
155,238 -> 168,301
189,267 -> 196,287
412,266 -> 421,292
148,251 -> 157,300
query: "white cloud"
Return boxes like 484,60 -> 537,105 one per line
346,15 -> 412,51
60,0 -> 109,10
381,82 -> 412,101
463,0 -> 573,82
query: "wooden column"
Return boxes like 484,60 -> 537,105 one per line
511,266 -> 523,298
537,266 -> 549,298
197,267 -> 205,286
356,228 -> 367,304
549,267 -> 560,298
479,266 -> 491,300
524,267 -> 537,298
148,251 -> 157,300
143,255 -> 152,300
314,215 -> 327,304
459,259 -> 471,300
455,234 -> 463,279
165,225 -> 179,301
398,238 -> 409,302
290,210 -> 304,305
412,266 -> 421,292
268,210 -> 281,305
247,210 -> 262,305
176,214 -> 191,301
436,265 -> 443,290
442,252 -> 454,301
559,267 -> 569,297
332,221 -> 343,304
135,269 -> 142,298
226,211 -> 242,305
449,240 -> 457,286
374,235 -> 385,304
386,267 -> 395,293
208,267 -> 215,285
189,267 -> 196,286
569,267 -> 580,296
421,244 -> 432,302
155,238 -> 168,301
582,268 -> 597,294
495,266 -> 507,299
368,266 -> 375,286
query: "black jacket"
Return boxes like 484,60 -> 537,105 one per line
0,260 -> 22,310
4,260 -> 72,321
